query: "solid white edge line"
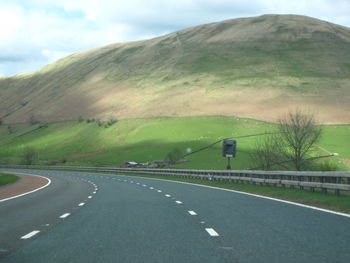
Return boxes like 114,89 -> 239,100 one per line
21,230 -> 40,239
205,228 -> 219,237
0,172 -> 51,203
59,213 -> 71,218
115,174 -> 350,218
188,211 -> 197,215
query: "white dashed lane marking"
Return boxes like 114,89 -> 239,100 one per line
20,231 -> 40,240
165,194 -> 171,198
188,211 -> 197,215
157,190 -> 162,193
59,213 -> 71,219
78,203 -> 85,207
205,228 -> 219,237
175,201 -> 183,204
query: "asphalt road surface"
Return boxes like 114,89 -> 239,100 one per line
0,169 -> 349,263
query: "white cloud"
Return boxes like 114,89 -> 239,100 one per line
0,0 -> 350,77
0,4 -> 23,41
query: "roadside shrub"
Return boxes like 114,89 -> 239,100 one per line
318,160 -> 339,171
164,148 -> 182,165
21,147 -> 38,165
107,118 -> 118,126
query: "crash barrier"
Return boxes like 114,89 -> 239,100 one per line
1,165 -> 350,196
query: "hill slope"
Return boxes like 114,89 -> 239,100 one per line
1,14 -> 350,124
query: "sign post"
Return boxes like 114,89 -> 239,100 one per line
222,139 -> 237,182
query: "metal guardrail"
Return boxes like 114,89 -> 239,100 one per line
1,165 -> 350,195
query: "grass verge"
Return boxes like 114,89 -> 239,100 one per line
0,173 -> 19,187
118,172 -> 350,214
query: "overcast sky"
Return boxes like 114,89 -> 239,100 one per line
1,0 -> 349,77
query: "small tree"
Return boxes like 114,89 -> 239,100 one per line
22,147 -> 38,165
29,114 -> 39,125
165,148 -> 182,165
277,110 -> 322,171
7,125 -> 14,134
249,110 -> 322,171
249,134 -> 286,170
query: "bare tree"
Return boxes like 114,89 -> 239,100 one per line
249,110 -> 322,171
277,110 -> 322,171
29,114 -> 39,125
22,147 -> 38,165
165,148 -> 182,165
249,134 -> 286,170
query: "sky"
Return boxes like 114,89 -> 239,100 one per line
0,0 -> 350,77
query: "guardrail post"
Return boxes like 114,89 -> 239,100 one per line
289,176 -> 294,189
309,176 -> 315,192
335,177 -> 340,196
299,176 -> 304,190
321,176 -> 327,195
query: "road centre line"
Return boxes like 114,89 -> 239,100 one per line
205,228 -> 219,237
59,213 -> 71,219
20,231 -> 40,240
188,211 -> 197,215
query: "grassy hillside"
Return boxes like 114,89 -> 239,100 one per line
0,14 -> 350,124
0,117 -> 348,170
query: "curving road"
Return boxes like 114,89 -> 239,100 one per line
0,169 -> 349,263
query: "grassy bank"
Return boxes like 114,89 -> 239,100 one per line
0,173 -> 19,186
0,117 -> 349,170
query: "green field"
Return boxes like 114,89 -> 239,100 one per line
0,117 -> 349,170
0,173 -> 19,186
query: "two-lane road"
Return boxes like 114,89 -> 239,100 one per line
1,169 -> 349,262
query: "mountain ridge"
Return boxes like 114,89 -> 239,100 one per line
1,14 -> 350,124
